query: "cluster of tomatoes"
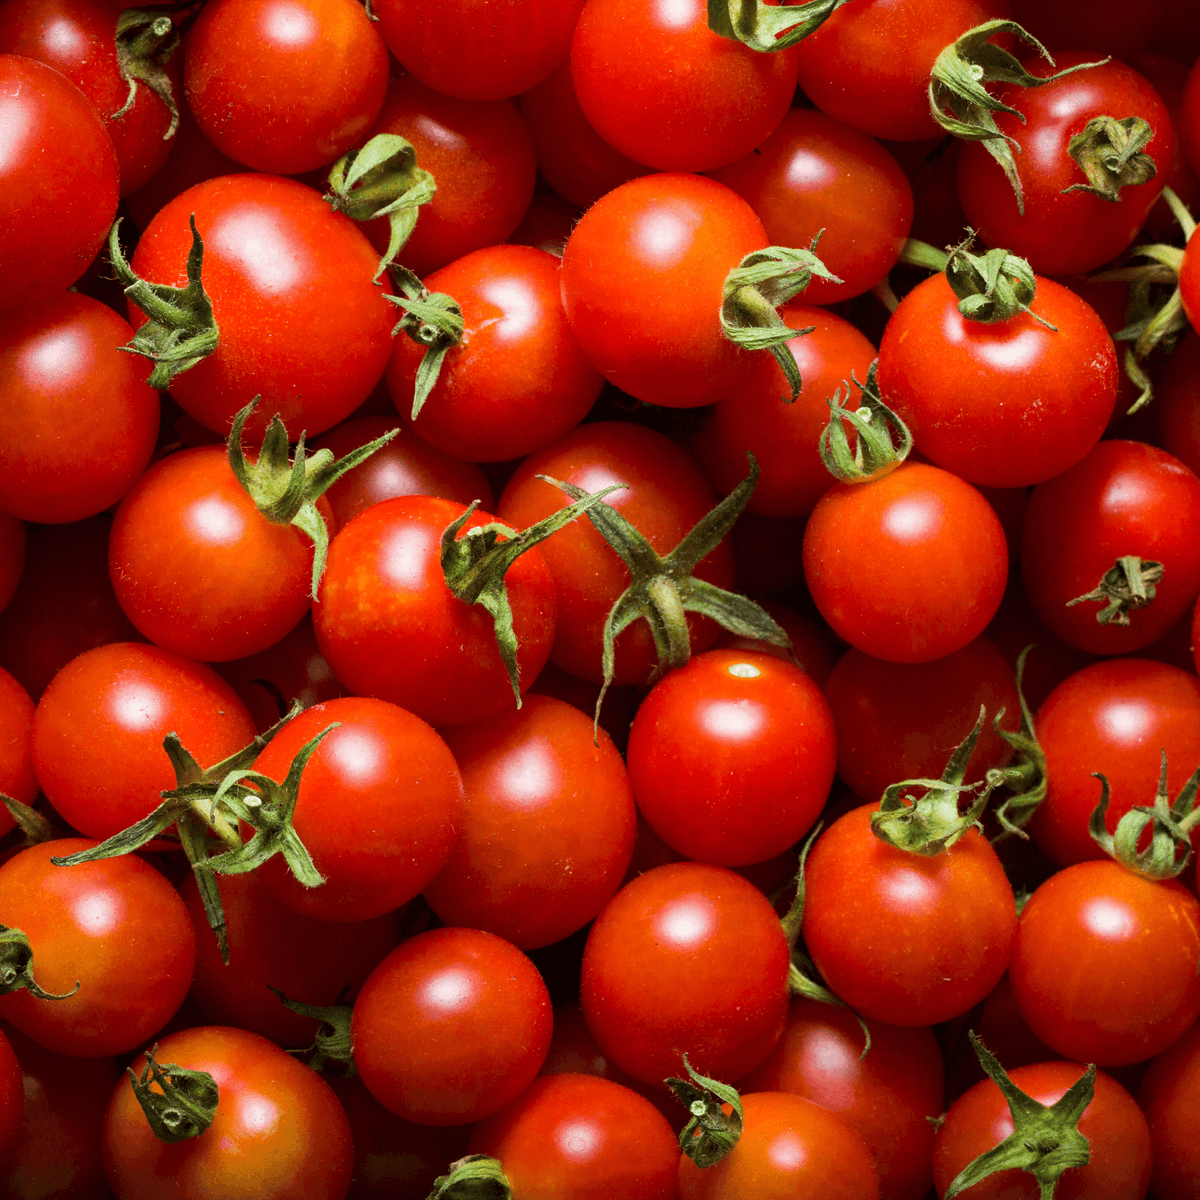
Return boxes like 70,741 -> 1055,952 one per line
4,0 -> 1200,1196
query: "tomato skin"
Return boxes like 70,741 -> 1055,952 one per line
0,54 -> 119,312
876,273 -> 1118,487
1009,861 -> 1200,1066
802,805 -> 1018,1026
129,173 -> 396,439
0,668 -> 36,838
1138,1020 -> 1200,1200
559,174 -> 768,409
102,1026 -> 354,1200
387,245 -> 603,463
352,927 -> 553,1126
1019,440 -> 1200,655
251,698 -> 464,923
625,649 -> 836,866
1030,659 -> 1200,868
956,55 -> 1175,276
185,0 -> 388,174
1156,330 -> 1200,478
581,862 -> 791,1088
678,1092 -> 881,1200
802,462 -> 1009,664
0,840 -> 196,1058
740,1000 -> 943,1200
313,495 -> 557,728
571,0 -> 799,173
31,642 -> 258,843
934,1061 -> 1152,1200
468,1074 -> 680,1200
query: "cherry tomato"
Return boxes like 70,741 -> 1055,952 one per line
1138,1019 -> 1200,1200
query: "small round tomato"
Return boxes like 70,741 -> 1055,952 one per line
0,839 -> 195,1058
1009,861 -> 1200,1065
625,649 -> 836,866
352,927 -> 553,1126
802,462 -> 1008,664
103,1026 -> 354,1200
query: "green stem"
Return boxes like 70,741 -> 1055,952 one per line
897,237 -> 951,273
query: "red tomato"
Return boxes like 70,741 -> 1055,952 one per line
313,494 -> 557,727
184,0 -> 388,174
1009,861 -> 1200,1065
352,926 -> 553,1126
934,1060 -> 1152,1200
0,839 -> 195,1058
31,642 -> 257,843
387,245 -> 602,463
802,804 -> 1018,1026
0,54 -> 119,311
876,273 -> 1118,487
740,1000 -> 944,1200
581,862 -> 791,1087
469,1074 -> 680,1200
0,667 -> 36,838
1139,1020 -> 1200,1200
102,1026 -> 354,1200
559,174 -> 768,408
678,1092 -> 881,1200
802,462 -> 1009,664
570,0 -> 799,172
625,649 -> 836,866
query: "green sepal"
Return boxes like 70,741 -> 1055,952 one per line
987,647 -> 1048,843
268,985 -> 356,1075
1066,555 -> 1164,626
112,6 -> 181,137
928,21 -> 1106,216
427,1156 -> 512,1200
440,484 -> 627,708
819,360 -> 912,484
720,241 -> 842,401
109,215 -> 219,389
872,707 -> 1003,855
666,1055 -> 744,1169
227,397 -> 399,598
1063,116 -> 1157,202
946,238 -> 1056,328
706,0 -> 851,52
944,1032 -> 1094,1200
1087,752 -> 1200,880
0,926 -> 79,1001
543,454 -> 790,732
0,792 -> 54,846
128,1047 -> 219,1143
387,266 -> 464,419
325,134 -> 437,280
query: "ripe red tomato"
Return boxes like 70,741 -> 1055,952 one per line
102,1025 -> 354,1199
0,839 -> 195,1058
802,462 -> 1009,664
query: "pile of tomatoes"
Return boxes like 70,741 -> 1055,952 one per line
4,0 -> 1200,1196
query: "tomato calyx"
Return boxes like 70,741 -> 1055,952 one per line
1063,116 -> 1158,203
928,21 -> 1105,215
871,707 -> 1003,855
325,134 -> 437,281
819,359 -> 912,485
945,238 -> 1056,328
441,483 -> 626,708
267,985 -> 356,1075
110,214 -> 219,390
386,265 -> 464,419
1065,555 -> 1164,626
986,648 -> 1049,843
944,1032 -> 1094,1200
427,1154 -> 512,1200
706,0 -> 851,53
113,5 -> 184,137
226,397 -> 398,599
128,1046 -> 219,1144
544,455 -> 790,728
0,792 -> 55,847
1088,751 -> 1200,880
0,924 -> 79,1001
667,1054 -> 744,1168
720,242 -> 842,401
